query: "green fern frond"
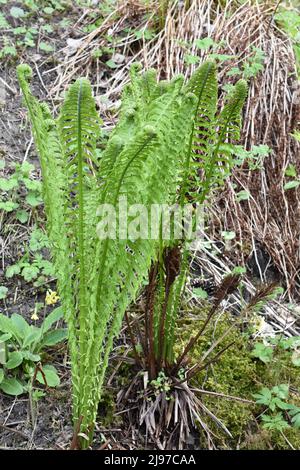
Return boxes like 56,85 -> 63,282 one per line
180,61 -> 217,204
199,78 -> 248,201
17,65 -> 81,410
58,79 -> 102,401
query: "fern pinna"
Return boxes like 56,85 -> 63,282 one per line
17,63 -> 196,447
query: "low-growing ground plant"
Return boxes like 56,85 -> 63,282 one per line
175,309 -> 300,450
0,0 -> 69,61
0,306 -> 66,396
275,6 -> 300,75
254,384 -> 300,432
5,227 -> 55,286
0,160 -> 43,225
252,333 -> 300,369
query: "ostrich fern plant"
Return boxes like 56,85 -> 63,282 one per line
17,63 -> 198,447
17,61 -> 246,448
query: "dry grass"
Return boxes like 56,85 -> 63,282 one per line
47,1 -> 300,304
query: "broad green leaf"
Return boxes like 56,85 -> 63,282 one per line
209,53 -> 233,61
227,67 -> 242,77
18,161 -> 34,176
232,266 -> 246,275
261,413 -> 289,431
42,24 -> 53,33
253,387 -> 272,405
0,177 -> 19,191
193,288 -> 208,299
272,384 -> 289,400
0,313 -> 20,340
39,42 -> 54,53
0,333 -> 11,342
29,228 -> 49,251
289,406 -> 300,429
25,191 -> 43,207
134,29 -> 154,40
285,164 -> 297,178
5,264 -> 21,278
291,351 -> 300,367
251,342 -> 273,363
43,7 -> 54,15
10,6 -> 25,18
184,54 -> 200,65
284,180 -> 300,191
11,313 -> 30,339
42,307 -> 64,332
5,351 -> 23,369
221,230 -> 236,240
0,377 -> 24,396
16,209 -> 29,223
0,286 -> 8,300
0,368 -> 3,383
36,364 -> 60,387
105,59 -> 117,69
22,350 -> 40,362
40,260 -> 55,277
195,37 -> 215,50
236,190 -> 250,201
22,265 -> 39,281
41,328 -> 67,347
22,328 -> 42,349
0,13 -> 9,30
291,412 -> 300,429
273,398 -> 291,410
0,201 -> 19,212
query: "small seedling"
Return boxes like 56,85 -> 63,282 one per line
254,384 -> 300,431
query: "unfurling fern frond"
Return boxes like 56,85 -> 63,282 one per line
200,79 -> 248,202
180,61 -> 247,205
153,69 -> 247,370
180,60 -> 217,204
58,79 -> 101,397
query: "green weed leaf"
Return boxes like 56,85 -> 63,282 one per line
0,377 -> 24,396
5,351 -> 23,369
36,364 -> 60,387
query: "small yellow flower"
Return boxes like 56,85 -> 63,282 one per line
45,289 -> 59,306
31,312 -> 39,321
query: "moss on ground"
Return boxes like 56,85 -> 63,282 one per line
176,309 -> 300,449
